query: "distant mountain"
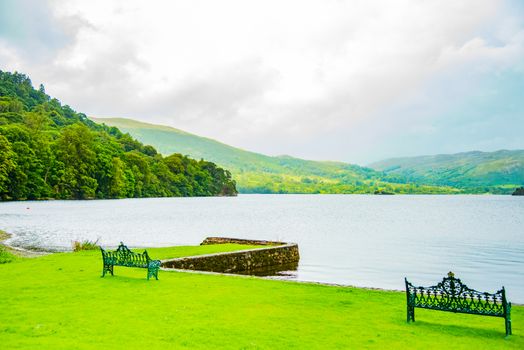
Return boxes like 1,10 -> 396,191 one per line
91,118 -> 457,194
92,118 -> 523,194
369,150 -> 524,191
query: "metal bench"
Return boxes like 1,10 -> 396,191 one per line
100,242 -> 160,280
405,272 -> 511,336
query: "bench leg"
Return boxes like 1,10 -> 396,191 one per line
505,302 -> 512,336
147,261 -> 160,280
407,305 -> 415,322
101,264 -> 113,277
405,286 -> 415,322
147,267 -> 159,280
505,317 -> 512,336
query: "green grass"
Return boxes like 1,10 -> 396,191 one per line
141,243 -> 266,260
1,247 -> 522,349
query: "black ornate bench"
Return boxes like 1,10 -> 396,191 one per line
405,272 -> 512,336
100,242 -> 160,280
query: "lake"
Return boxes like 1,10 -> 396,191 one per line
1,194 -> 523,302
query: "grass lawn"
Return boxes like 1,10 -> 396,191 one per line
0,246 -> 522,349
143,243 -> 266,260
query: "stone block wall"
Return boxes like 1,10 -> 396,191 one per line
200,237 -> 285,246
161,237 -> 300,274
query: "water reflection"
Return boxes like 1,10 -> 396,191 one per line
234,261 -> 299,277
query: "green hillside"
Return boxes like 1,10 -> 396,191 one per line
0,70 -> 237,200
91,118 -> 459,194
369,150 -> 524,191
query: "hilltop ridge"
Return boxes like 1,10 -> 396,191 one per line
92,117 -> 523,194
369,150 -> 524,189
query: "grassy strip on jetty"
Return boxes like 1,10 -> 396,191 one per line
0,246 -> 522,349
145,243 -> 265,260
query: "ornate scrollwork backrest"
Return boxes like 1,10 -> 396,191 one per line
101,243 -> 156,268
114,242 -> 131,262
430,272 -> 502,299
115,242 -> 131,255
142,250 -> 151,262
406,271 -> 505,314
108,243 -> 146,264
435,271 -> 466,297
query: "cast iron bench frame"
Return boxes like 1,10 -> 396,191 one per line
100,242 -> 160,280
405,272 -> 511,336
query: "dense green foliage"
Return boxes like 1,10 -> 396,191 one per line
370,150 -> 524,193
97,118 -> 523,194
0,248 -> 522,349
0,71 -> 237,200
93,118 -> 462,194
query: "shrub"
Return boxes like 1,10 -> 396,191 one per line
0,245 -> 16,264
72,239 -> 100,252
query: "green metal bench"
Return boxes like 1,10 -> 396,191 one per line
100,242 -> 160,280
405,272 -> 511,336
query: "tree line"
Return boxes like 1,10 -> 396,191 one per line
0,70 -> 237,200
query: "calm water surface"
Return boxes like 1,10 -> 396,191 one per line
1,195 -> 523,302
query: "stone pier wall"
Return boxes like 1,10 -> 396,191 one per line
200,237 -> 285,246
161,237 -> 300,274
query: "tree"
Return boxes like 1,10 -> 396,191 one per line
0,69 -> 238,200
108,157 -> 127,198
0,135 -> 15,199
56,123 -> 98,199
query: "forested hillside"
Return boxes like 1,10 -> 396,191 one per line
370,150 -> 524,192
92,118 -> 461,194
0,70 -> 237,200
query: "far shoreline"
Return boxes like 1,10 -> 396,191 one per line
0,192 -> 516,205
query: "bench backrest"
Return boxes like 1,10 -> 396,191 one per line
100,242 -> 151,268
405,272 -> 508,317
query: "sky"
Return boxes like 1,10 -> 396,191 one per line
0,0 -> 523,164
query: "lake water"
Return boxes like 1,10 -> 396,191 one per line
1,194 -> 523,302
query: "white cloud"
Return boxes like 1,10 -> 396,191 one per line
0,42 -> 20,70
1,0 -> 523,162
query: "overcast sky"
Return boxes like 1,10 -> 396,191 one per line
1,0 -> 523,164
